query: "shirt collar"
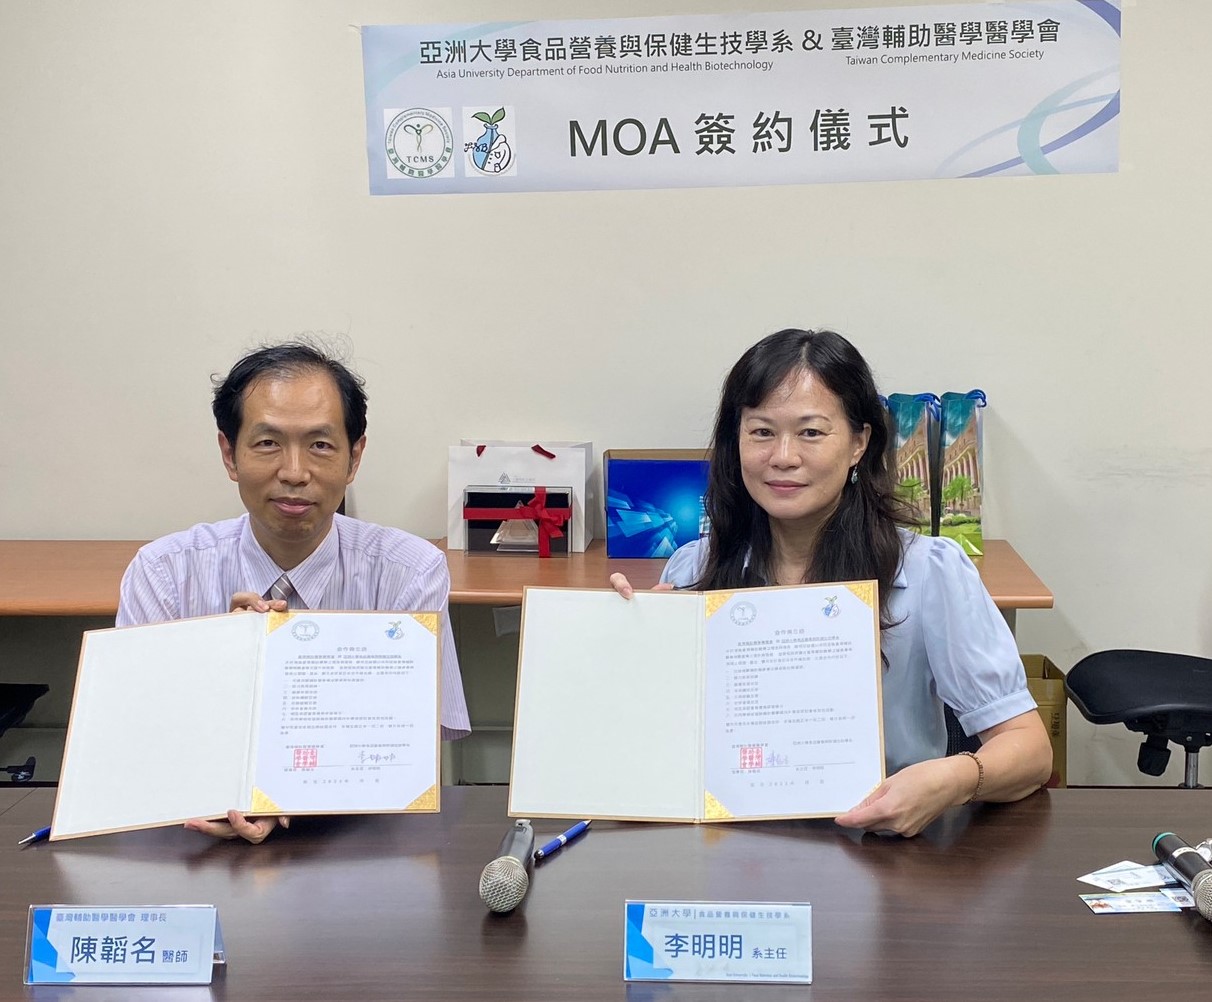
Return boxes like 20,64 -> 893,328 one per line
741,544 -> 909,589
891,558 -> 908,589
238,515 -> 339,607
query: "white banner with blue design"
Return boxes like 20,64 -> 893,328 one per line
361,1 -> 1119,195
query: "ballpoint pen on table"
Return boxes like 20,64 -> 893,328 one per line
535,820 -> 591,860
17,826 -> 50,848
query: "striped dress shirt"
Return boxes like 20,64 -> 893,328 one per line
116,513 -> 470,738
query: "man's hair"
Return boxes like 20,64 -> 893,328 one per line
211,341 -> 368,448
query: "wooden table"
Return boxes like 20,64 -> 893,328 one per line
0,538 -> 1053,615
0,786 -> 1208,1001
0,541 -> 144,616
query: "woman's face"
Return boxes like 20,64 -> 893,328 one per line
738,368 -> 871,530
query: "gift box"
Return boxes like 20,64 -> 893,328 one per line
462,486 -> 572,557
604,450 -> 711,558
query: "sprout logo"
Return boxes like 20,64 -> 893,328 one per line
385,108 -> 454,179
730,601 -> 757,627
822,596 -> 841,618
466,106 -> 514,175
291,620 -> 320,641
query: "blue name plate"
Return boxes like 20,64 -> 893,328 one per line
624,900 -> 811,984
25,905 -> 224,985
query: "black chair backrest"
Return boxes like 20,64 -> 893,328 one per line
944,704 -> 981,756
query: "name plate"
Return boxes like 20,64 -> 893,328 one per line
624,900 -> 811,984
25,905 -> 224,985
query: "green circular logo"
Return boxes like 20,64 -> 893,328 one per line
386,108 -> 454,179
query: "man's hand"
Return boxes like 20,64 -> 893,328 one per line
184,810 -> 290,844
229,592 -> 288,615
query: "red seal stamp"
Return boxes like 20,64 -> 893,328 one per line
293,747 -> 318,770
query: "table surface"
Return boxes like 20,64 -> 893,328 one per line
0,538 -> 1052,615
0,786 -> 1208,1001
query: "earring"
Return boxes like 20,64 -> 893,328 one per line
850,466 -> 858,485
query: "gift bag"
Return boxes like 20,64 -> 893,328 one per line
447,441 -> 593,550
938,390 -> 986,557
884,393 -> 940,535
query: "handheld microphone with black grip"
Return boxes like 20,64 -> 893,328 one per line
1153,832 -> 1212,920
479,819 -> 534,913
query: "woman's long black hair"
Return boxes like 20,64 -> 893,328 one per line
692,328 -> 913,632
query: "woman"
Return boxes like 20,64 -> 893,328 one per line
612,328 -> 1051,836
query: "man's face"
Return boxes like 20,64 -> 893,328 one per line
218,370 -> 364,570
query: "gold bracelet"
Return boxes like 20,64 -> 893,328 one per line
959,750 -> 985,804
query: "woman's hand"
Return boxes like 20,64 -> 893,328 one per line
609,573 -> 675,600
834,710 -> 1051,837
834,756 -> 977,837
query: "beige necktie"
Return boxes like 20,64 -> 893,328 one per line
265,573 -> 306,609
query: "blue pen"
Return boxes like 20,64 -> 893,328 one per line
534,820 -> 591,860
17,826 -> 50,848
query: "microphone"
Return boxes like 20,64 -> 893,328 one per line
479,819 -> 534,913
1153,832 -> 1212,920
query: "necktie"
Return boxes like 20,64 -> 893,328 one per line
265,573 -> 306,609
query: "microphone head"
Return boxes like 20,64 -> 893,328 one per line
1193,871 -> 1212,922
479,856 -> 530,913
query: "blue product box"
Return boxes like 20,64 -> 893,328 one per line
604,450 -> 711,559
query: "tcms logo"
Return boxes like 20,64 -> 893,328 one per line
465,106 -> 515,176
385,108 -> 454,179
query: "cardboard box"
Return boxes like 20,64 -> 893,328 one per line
604,449 -> 710,558
1022,654 -> 1067,788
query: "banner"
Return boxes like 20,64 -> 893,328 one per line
361,2 -> 1120,195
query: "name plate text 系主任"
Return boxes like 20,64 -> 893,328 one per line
25,905 -> 224,985
624,900 -> 811,984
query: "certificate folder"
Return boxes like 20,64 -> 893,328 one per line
509,584 -> 885,823
53,611 -> 441,841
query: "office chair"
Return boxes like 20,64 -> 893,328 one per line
0,683 -> 49,783
1066,649 -> 1212,788
944,704 -> 981,756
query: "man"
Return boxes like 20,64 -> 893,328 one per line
117,342 -> 470,842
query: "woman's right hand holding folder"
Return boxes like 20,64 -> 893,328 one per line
608,574 -> 674,600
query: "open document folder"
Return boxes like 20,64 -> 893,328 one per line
509,584 -> 885,823
52,611 -> 441,841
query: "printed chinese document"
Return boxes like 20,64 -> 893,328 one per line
53,611 -> 440,840
509,584 -> 883,822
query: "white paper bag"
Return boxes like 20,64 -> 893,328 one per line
447,441 -> 594,550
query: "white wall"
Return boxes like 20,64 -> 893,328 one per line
2,1 -> 1209,785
